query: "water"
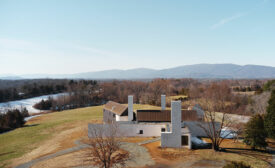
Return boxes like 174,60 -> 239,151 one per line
0,93 -> 67,114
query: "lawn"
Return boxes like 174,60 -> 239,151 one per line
167,95 -> 188,101
0,105 -> 103,166
0,104 -> 160,167
1,103 -> 266,168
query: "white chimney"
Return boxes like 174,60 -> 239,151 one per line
161,95 -> 166,110
171,101 -> 181,133
128,95 -> 133,121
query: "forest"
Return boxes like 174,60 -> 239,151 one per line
28,78 -> 269,116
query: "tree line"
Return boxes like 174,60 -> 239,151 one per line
0,79 -> 99,103
29,78 -> 267,116
0,79 -> 70,103
0,108 -> 29,133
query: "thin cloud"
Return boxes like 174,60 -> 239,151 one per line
0,38 -> 37,50
74,45 -> 121,58
210,13 -> 245,30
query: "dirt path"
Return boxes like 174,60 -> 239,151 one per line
14,140 -> 89,168
14,138 -> 155,168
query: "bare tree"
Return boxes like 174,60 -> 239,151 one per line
198,82 -> 237,151
86,123 -> 129,168
246,91 -> 271,115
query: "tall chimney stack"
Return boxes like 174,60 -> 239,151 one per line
128,95 -> 133,121
161,95 -> 166,110
171,101 -> 181,133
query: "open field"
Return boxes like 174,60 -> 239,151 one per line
167,95 -> 188,101
0,104 -> 159,168
0,104 -> 272,168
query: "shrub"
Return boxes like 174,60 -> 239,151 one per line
265,90 -> 275,139
243,114 -> 267,149
263,80 -> 275,91
0,108 -> 29,133
223,161 -> 251,168
33,99 -> 52,110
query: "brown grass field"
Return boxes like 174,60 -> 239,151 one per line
0,105 -> 273,168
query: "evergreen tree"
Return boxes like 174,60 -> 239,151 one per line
243,114 -> 267,150
265,90 -> 275,139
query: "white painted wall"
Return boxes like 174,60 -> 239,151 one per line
115,115 -> 128,121
118,124 -> 167,137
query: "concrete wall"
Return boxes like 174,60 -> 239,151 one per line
161,101 -> 182,148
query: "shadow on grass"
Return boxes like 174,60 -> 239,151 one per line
223,147 -> 274,154
221,147 -> 273,166
0,151 -> 15,157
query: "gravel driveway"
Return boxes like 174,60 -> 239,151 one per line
14,139 -> 155,168
120,142 -> 155,167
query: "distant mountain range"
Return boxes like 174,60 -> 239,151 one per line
1,64 -> 275,79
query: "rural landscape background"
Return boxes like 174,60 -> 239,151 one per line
1,0 -> 275,168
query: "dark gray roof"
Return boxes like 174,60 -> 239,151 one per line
182,121 -> 221,137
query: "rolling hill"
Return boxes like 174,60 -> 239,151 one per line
1,64 -> 275,79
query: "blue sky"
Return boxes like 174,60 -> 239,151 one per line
0,0 -> 274,75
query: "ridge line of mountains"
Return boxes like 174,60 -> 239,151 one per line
1,64 -> 275,79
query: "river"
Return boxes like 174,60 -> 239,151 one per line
0,93 -> 67,114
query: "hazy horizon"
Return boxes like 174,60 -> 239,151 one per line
1,63 -> 275,76
1,0 -> 275,75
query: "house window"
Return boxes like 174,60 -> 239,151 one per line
139,130 -> 143,134
161,128 -> 166,132
181,135 -> 189,146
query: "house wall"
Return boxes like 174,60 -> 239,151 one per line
88,123 -> 167,138
103,109 -> 115,123
115,115 -> 128,121
137,110 -> 198,122
118,124 -> 167,137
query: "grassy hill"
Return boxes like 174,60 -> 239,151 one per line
0,104 -> 160,167
0,104 -> 271,168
